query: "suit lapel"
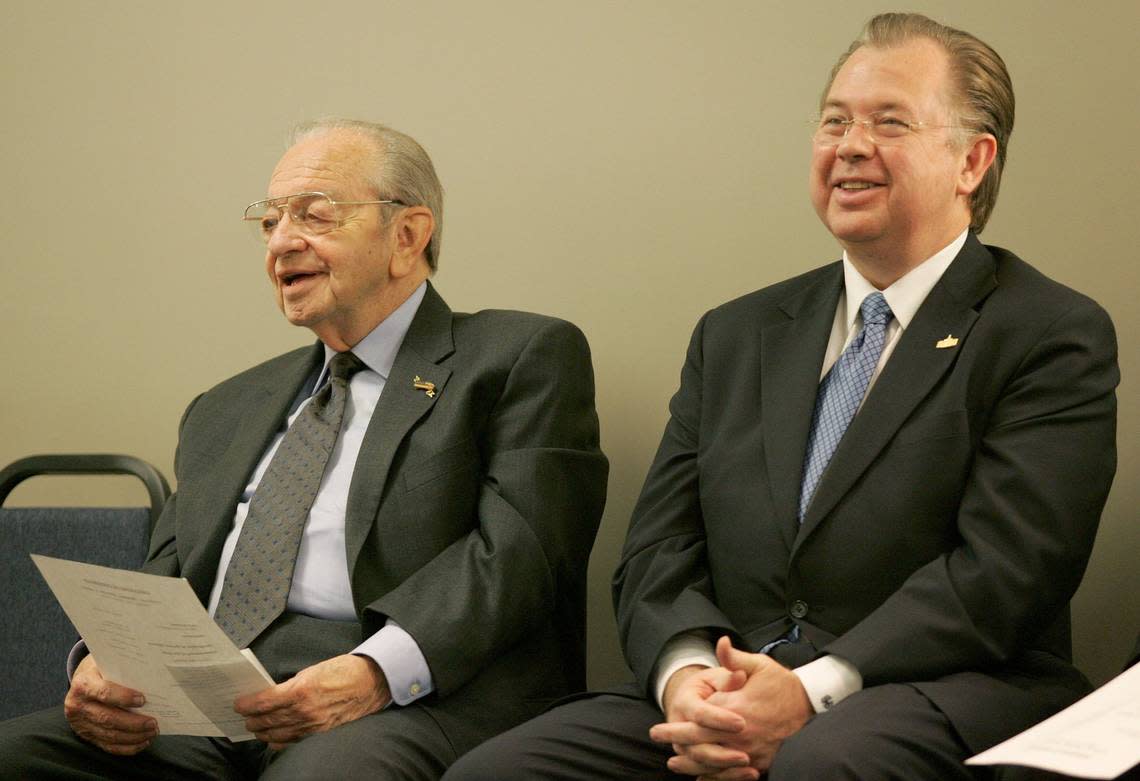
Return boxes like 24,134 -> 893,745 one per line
183,344 -> 322,600
344,283 -> 455,578
761,266 -> 844,543
794,235 -> 997,548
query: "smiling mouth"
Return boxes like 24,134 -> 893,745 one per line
836,182 -> 882,190
282,272 -> 317,287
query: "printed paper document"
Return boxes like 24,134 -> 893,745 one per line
967,662 -> 1140,779
32,554 -> 274,741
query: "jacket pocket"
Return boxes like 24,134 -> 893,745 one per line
402,438 -> 480,492
894,409 -> 969,446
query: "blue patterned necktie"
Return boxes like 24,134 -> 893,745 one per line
798,292 -> 894,521
213,351 -> 365,648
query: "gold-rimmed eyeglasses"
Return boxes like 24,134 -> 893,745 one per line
811,111 -> 959,147
242,191 -> 407,243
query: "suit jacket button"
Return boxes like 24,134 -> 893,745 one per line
790,600 -> 809,619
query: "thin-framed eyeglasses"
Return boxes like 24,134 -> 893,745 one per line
811,111 -> 959,146
242,191 -> 407,243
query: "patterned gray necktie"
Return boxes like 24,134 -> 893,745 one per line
214,351 -> 365,648
798,292 -> 894,521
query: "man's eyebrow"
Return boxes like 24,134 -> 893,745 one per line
821,99 -> 912,113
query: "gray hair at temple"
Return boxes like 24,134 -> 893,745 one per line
291,118 -> 445,270
822,13 -> 1015,233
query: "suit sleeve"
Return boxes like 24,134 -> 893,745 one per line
613,313 -> 737,694
364,319 -> 608,695
140,393 -> 204,579
828,298 -> 1119,684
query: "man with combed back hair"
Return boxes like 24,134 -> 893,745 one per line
444,13 -> 1118,780
0,119 -> 608,779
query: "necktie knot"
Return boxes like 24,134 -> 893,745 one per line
329,351 -> 366,383
860,292 -> 893,327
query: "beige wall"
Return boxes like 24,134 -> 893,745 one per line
2,1 -> 1136,688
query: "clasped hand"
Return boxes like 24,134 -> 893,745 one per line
649,636 -> 812,781
65,653 -> 390,754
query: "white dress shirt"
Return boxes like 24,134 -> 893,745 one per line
652,230 -> 967,713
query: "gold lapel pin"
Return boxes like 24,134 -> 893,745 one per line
412,376 -> 437,398
935,335 -> 960,349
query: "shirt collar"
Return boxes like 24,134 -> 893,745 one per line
316,281 -> 427,386
841,229 -> 967,332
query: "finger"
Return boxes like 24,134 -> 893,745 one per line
82,726 -> 155,751
72,713 -> 157,756
76,723 -> 155,751
702,666 -> 748,694
71,670 -> 146,710
96,739 -> 154,756
688,698 -> 747,732
95,681 -> 147,709
81,716 -> 158,742
668,755 -> 711,776
698,767 -> 761,781
650,721 -> 741,746
720,668 -> 748,694
244,707 -> 304,734
247,700 -> 327,738
253,723 -> 308,746
235,684 -> 292,717
667,753 -> 720,776
67,701 -> 158,736
715,636 -> 764,675
679,740 -> 752,769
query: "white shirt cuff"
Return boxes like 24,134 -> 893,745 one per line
792,654 -> 862,713
652,631 -> 718,710
353,620 -> 434,706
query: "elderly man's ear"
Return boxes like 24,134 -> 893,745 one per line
389,206 -> 435,277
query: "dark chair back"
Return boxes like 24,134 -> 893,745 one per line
0,454 -> 170,720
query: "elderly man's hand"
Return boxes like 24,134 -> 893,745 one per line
650,637 -> 813,780
64,654 -> 158,755
234,653 -> 391,750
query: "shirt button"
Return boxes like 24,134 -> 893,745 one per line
790,600 -> 809,619
409,682 -> 422,696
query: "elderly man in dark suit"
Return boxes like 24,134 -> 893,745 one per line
444,12 -> 1118,781
0,119 -> 607,779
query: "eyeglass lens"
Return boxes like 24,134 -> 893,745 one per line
246,194 -> 339,242
813,115 -> 914,146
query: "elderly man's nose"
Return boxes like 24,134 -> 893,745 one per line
266,212 -> 307,253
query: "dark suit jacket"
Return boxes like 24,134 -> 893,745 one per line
142,283 -> 608,754
614,234 -> 1118,752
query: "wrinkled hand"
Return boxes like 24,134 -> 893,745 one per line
234,654 -> 391,750
64,654 -> 157,755
652,637 -> 813,780
650,662 -> 751,777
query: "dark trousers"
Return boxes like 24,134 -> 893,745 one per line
442,686 -> 993,781
0,702 -> 456,780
